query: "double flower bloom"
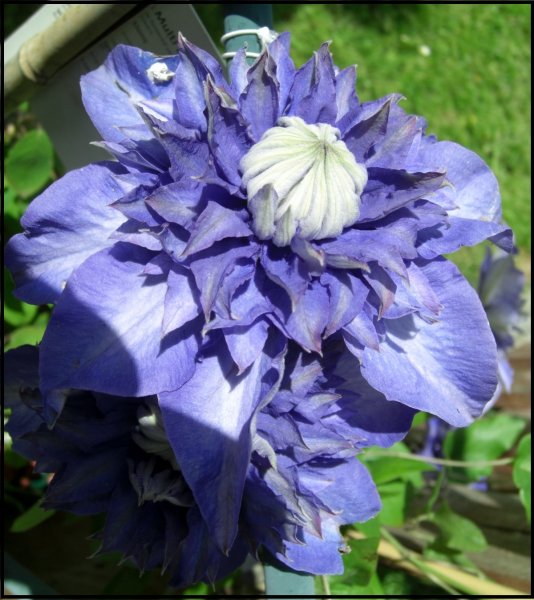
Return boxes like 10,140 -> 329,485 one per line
5,33 -> 513,586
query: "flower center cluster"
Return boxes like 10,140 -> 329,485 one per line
132,403 -> 178,470
130,403 -> 194,506
241,116 -> 368,246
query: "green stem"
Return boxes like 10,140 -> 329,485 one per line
380,528 -> 459,595
424,468 -> 445,513
366,450 -> 513,469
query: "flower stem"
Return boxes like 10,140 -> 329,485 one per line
365,450 -> 513,468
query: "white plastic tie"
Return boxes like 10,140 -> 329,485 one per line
220,26 -> 278,60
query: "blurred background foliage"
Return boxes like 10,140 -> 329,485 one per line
4,3 -> 531,596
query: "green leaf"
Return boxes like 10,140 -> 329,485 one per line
443,412 -> 526,480
4,268 -> 39,327
376,481 -> 408,526
428,501 -> 487,553
363,442 -> 435,488
330,570 -> 384,595
5,129 -> 54,198
336,535 -> 380,587
354,515 -> 381,538
5,320 -> 48,351
513,434 -> 531,523
11,500 -> 55,532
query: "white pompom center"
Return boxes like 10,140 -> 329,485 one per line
240,116 -> 367,246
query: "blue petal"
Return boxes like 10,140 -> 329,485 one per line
5,162 -> 130,304
240,52 -> 279,141
163,263 -> 201,336
224,317 -> 270,373
181,202 -> 252,258
359,167 -> 446,222
205,77 -> 253,185
39,244 -> 198,397
189,240 -> 260,319
145,181 -> 205,228
285,281 -> 330,353
334,65 -> 359,128
261,245 -> 309,309
158,334 -> 285,554
320,271 -> 369,338
81,45 -> 177,144
360,258 -> 499,425
288,43 -> 337,125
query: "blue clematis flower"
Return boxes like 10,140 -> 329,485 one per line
4,33 -> 515,578
421,247 -> 525,458
478,247 -> 526,395
6,34 -> 511,415
5,343 -> 402,583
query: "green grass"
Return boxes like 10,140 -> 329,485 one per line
196,3 -> 531,260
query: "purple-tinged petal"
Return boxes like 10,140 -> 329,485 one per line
265,31 -> 296,114
205,77 -> 254,186
285,282 -> 330,353
289,43 -> 337,125
418,215 -> 514,258
159,335 -> 285,554
362,264 -> 396,317
147,116 -> 212,182
144,180 -> 208,228
261,245 -> 309,309
360,258 -> 498,426
367,113 -> 422,170
359,167 -> 446,222
321,271 -> 368,338
190,240 -> 260,319
173,33 -> 228,131
213,259 -> 256,320
334,65 -> 359,128
290,237 -> 326,273
163,264 -> 201,336
240,52 -> 279,141
321,227 -> 417,279
81,45 -> 177,144
110,220 -> 162,251
181,202 -> 252,258
342,95 -> 393,161
327,352 -> 416,447
344,304 -> 380,351
5,162 -> 130,305
224,317 -> 270,373
228,47 -> 249,98
39,245 -> 198,397
420,140 -> 502,221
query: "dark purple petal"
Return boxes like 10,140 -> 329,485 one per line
342,95 -> 394,161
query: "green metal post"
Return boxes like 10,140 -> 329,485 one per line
222,6 -> 317,597
222,4 -> 273,63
